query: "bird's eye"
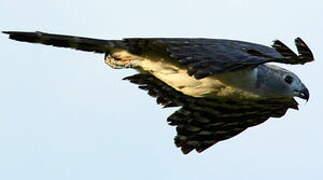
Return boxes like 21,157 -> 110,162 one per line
284,75 -> 293,84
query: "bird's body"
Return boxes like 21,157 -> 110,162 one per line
3,31 -> 314,154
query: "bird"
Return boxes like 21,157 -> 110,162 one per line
3,31 -> 314,154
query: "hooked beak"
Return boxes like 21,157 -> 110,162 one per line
295,85 -> 310,101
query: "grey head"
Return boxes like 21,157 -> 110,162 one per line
255,64 -> 309,101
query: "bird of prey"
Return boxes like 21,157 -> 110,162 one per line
3,31 -> 314,154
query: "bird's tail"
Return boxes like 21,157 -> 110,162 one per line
3,31 -> 127,53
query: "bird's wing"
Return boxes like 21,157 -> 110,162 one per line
4,31 -> 314,79
124,73 -> 298,154
125,38 -> 314,79
3,31 -> 127,53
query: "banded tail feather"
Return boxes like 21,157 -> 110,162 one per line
3,31 -> 127,53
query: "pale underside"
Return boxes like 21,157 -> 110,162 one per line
105,50 -> 259,99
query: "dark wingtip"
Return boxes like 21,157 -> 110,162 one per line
181,146 -> 194,154
295,37 -> 306,47
294,37 -> 314,62
2,31 -> 25,36
295,37 -> 303,42
3,31 -> 18,40
2,31 -> 43,43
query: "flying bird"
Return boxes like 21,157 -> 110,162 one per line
3,31 -> 314,154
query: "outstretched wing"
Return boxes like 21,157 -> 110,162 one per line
124,73 -> 298,154
4,31 -> 314,79
3,31 -> 127,53
125,38 -> 314,79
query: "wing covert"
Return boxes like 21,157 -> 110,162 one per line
125,38 -> 314,79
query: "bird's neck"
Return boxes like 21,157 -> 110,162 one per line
215,67 -> 258,95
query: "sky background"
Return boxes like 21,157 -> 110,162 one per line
0,0 -> 322,179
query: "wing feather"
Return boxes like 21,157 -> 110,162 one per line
4,32 -> 314,79
3,31 -> 127,53
125,38 -> 314,79
124,73 -> 298,154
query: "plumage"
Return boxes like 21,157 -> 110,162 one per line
3,31 -> 314,154
124,73 -> 297,154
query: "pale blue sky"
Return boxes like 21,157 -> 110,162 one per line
0,0 -> 322,179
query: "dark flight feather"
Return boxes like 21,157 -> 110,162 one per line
272,40 -> 298,58
3,31 -> 127,53
124,74 -> 298,154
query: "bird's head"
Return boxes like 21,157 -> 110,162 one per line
266,65 -> 310,101
267,65 -> 309,101
281,71 -> 309,101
